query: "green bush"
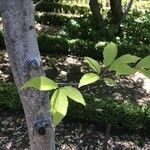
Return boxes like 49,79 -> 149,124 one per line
35,0 -> 89,5
0,32 -> 103,58
117,9 -> 150,57
0,81 -> 150,133
38,34 -> 103,58
36,2 -> 90,15
35,13 -> 71,26
1,9 -> 150,58
67,95 -> 150,133
68,39 -> 99,57
0,81 -> 21,109
38,34 -> 69,54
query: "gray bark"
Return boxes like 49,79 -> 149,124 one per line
0,0 -> 55,149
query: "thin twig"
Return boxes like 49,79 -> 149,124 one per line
34,0 -> 43,7
57,82 -> 79,86
103,124 -> 111,150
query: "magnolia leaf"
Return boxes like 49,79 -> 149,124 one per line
109,62 -> 136,75
50,88 -> 68,127
109,54 -> 140,75
113,54 -> 141,65
116,64 -> 136,75
140,69 -> 150,79
50,88 -> 68,116
79,73 -> 100,88
104,78 -> 117,87
21,76 -> 58,91
84,57 -> 101,74
103,42 -> 118,67
63,86 -> 86,106
52,111 -> 64,127
136,56 -> 150,69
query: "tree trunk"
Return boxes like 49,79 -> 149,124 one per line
89,0 -> 103,28
0,0 -> 55,149
110,0 -> 123,25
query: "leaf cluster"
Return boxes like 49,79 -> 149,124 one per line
81,42 -> 150,87
21,76 -> 85,127
21,42 -> 150,127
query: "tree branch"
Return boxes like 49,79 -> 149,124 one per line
57,82 -> 79,86
103,124 -> 111,150
34,0 -> 43,8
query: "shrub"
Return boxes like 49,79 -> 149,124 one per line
68,39 -> 97,57
35,13 -> 71,26
67,94 -> 150,133
119,9 -> 150,57
0,81 -> 150,133
0,81 -> 21,109
1,9 -> 150,58
38,34 -> 103,59
38,34 -> 69,54
36,2 -> 90,15
0,32 -> 103,58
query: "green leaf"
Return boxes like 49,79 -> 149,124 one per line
103,42 -> 118,67
51,88 -> 68,116
112,54 -> 141,65
84,57 -> 101,74
50,88 -> 68,127
110,63 -> 136,75
136,56 -> 150,69
79,73 -> 100,88
52,111 -> 64,127
63,86 -> 86,106
104,78 -> 117,87
21,76 -> 58,91
140,69 -> 150,79
109,54 -> 140,76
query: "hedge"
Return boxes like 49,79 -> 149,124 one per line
35,0 -> 89,5
0,30 -> 104,58
38,34 -> 103,58
0,81 -> 150,134
67,95 -> 150,134
0,82 -> 21,109
35,12 -> 79,26
38,34 -> 69,54
36,2 -> 90,15
0,29 -> 149,58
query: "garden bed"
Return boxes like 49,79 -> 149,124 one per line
0,51 -> 150,133
0,108 -> 150,149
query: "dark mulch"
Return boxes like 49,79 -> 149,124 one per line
0,108 -> 150,150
